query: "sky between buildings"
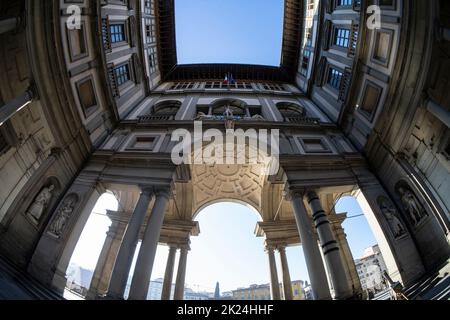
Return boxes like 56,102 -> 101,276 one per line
175,0 -> 284,66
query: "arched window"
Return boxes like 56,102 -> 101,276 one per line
276,102 -> 306,121
151,100 -> 182,120
211,99 -> 248,118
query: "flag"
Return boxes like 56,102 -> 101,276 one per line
223,74 -> 228,84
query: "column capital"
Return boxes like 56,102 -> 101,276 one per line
167,243 -> 179,250
277,245 -> 287,253
138,185 -> 155,195
283,188 -> 306,201
155,187 -> 171,199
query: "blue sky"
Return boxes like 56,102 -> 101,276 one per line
175,0 -> 284,66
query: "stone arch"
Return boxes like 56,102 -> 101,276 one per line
210,98 -> 249,117
192,198 -> 263,222
151,100 -> 182,120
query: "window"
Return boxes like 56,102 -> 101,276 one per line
114,64 -> 131,86
126,135 -> 160,152
204,82 -> 252,90
148,46 -> 158,75
359,81 -> 382,121
169,82 -> 194,90
67,23 -> 87,62
212,105 -> 246,117
262,83 -> 285,91
134,137 -> 156,150
327,67 -> 343,90
300,50 -> 311,76
334,28 -> 350,48
336,0 -> 353,6
297,137 -> 334,154
110,23 -> 126,43
277,102 -> 306,121
77,78 -> 98,118
372,29 -> 394,66
145,18 -> 156,43
144,0 -> 155,15
151,101 -> 181,120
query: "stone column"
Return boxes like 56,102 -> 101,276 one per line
107,187 -> 154,299
161,245 -> 178,300
174,246 -> 189,300
289,191 -> 331,300
306,191 -> 352,300
28,173 -> 103,293
128,188 -> 171,300
266,246 -> 281,300
86,218 -> 127,299
331,219 -> 363,298
278,246 -> 293,300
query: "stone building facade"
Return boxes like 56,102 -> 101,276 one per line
0,0 -> 449,300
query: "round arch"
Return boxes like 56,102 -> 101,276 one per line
192,198 -> 264,222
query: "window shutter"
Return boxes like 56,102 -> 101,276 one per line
107,63 -> 120,98
325,0 -> 334,14
129,16 -> 137,47
315,57 -> 327,87
102,16 -> 112,52
132,53 -> 142,84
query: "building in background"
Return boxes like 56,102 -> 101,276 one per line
355,245 -> 389,297
0,0 -> 449,302
232,280 -> 306,300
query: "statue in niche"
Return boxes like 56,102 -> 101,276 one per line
48,194 -> 77,237
377,196 -> 406,239
397,186 -> 429,226
223,105 -> 234,118
26,185 -> 55,224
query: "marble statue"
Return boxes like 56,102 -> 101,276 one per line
26,185 -> 55,223
48,195 -> 77,237
378,196 -> 406,238
397,186 -> 428,226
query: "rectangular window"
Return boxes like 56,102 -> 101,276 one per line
334,28 -> 350,48
148,46 -> 157,75
337,0 -> 353,6
114,64 -> 130,86
327,67 -> 343,90
110,24 -> 126,43
300,50 -> 311,76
